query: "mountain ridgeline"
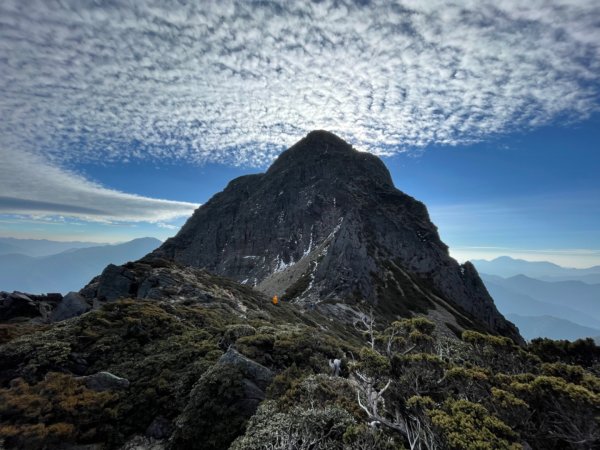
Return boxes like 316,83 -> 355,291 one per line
151,130 -> 520,342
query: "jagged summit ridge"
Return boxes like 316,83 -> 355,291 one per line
153,130 -> 404,288
151,131 -> 521,341
267,129 -> 394,186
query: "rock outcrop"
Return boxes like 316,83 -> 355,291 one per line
0,291 -> 90,324
1,291 -> 63,322
170,348 -> 274,450
152,130 -> 521,342
218,347 -> 274,402
49,292 -> 90,322
79,371 -> 130,391
79,258 -> 268,318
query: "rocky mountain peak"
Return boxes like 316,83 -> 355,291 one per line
150,131 -> 521,342
266,129 -> 393,189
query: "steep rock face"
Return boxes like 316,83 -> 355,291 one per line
0,291 -> 79,323
152,130 -> 521,342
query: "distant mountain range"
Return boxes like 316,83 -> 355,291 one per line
507,314 -> 600,343
473,256 -> 600,342
482,275 -> 600,329
0,237 -> 161,294
481,273 -> 600,321
0,237 -> 100,257
473,255 -> 600,284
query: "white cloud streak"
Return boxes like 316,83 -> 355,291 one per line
0,148 -> 198,222
0,1 -> 598,167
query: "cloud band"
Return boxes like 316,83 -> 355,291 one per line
0,0 -> 598,167
0,148 -> 198,222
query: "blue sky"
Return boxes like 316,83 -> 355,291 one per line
1,1 -> 599,267
388,116 -> 600,267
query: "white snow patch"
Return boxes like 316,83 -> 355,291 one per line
307,261 -> 317,291
303,225 -> 314,256
273,254 -> 295,273
326,217 -> 344,240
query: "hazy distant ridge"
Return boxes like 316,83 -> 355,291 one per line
507,314 -> 600,343
0,237 -> 100,257
482,275 -> 600,330
473,256 -> 600,283
474,256 -> 600,341
0,237 -> 161,294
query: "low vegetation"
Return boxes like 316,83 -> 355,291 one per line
0,296 -> 599,449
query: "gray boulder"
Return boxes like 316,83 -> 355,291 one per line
50,292 -> 90,322
146,416 -> 173,440
0,292 -> 41,321
118,435 -> 166,450
96,264 -> 137,301
80,371 -> 130,391
219,347 -> 273,392
170,348 -> 273,449
0,291 -> 72,323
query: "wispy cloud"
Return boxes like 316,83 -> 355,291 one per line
0,148 -> 198,222
0,0 -> 598,167
156,222 -> 179,230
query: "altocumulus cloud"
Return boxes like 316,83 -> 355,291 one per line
0,0 -> 599,168
0,148 -> 198,222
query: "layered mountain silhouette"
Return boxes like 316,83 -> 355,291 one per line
483,274 -> 600,330
0,237 -> 161,294
473,256 -> 600,283
506,313 -> 600,343
0,237 -> 100,258
480,270 -> 600,341
143,130 -> 520,342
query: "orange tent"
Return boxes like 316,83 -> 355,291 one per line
272,295 -> 278,305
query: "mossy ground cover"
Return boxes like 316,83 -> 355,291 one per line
0,293 -> 599,449
0,293 -> 362,449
